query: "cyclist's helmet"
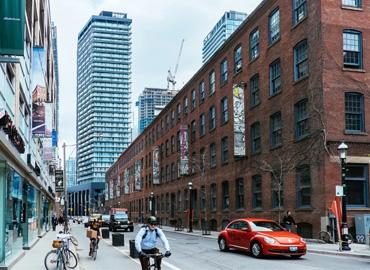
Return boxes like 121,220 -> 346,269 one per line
147,216 -> 157,225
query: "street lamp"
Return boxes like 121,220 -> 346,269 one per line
188,182 -> 193,233
338,142 -> 351,251
149,192 -> 155,216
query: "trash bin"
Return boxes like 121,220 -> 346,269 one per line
129,240 -> 139,258
101,228 -> 110,239
112,233 -> 124,246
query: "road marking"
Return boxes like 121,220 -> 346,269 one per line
102,238 -> 183,270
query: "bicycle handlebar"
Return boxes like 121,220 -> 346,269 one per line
143,253 -> 165,259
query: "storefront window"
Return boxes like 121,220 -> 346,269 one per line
26,184 -> 38,243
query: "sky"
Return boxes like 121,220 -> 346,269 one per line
50,0 -> 263,157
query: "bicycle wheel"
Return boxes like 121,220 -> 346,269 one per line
92,248 -> 97,261
70,236 -> 78,246
318,231 -> 331,243
44,250 -> 61,270
63,249 -> 78,269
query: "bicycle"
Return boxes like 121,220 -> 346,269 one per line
89,238 -> 98,260
58,230 -> 78,247
318,231 -> 332,243
144,253 -> 166,270
44,238 -> 78,270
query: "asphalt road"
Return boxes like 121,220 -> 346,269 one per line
71,223 -> 370,270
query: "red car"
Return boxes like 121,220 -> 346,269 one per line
218,218 -> 306,258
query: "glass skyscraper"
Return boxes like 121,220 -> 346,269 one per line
202,11 -> 247,63
76,11 -> 132,184
66,158 -> 77,188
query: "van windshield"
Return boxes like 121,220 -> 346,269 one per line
115,214 -> 128,220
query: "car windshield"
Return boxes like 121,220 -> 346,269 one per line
249,221 -> 283,232
102,215 -> 110,220
115,214 -> 128,220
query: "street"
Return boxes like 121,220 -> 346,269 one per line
70,224 -> 370,270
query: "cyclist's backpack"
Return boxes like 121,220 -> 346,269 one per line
141,225 -> 159,240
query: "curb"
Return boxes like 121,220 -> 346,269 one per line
307,249 -> 370,259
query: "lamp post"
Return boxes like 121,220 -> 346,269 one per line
149,192 -> 155,216
338,142 -> 351,251
188,182 -> 193,233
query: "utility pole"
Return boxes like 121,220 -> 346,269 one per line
63,142 -> 68,224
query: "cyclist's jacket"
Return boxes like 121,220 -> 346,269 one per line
135,226 -> 170,253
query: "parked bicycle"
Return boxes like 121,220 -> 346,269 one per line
44,237 -> 78,270
318,230 -> 353,244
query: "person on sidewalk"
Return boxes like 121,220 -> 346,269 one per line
135,216 -> 171,270
282,211 -> 297,232
51,214 -> 58,231
88,219 -> 101,256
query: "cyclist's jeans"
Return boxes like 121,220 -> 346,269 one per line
140,248 -> 161,270
89,238 -> 99,253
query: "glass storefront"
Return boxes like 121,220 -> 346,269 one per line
26,183 -> 38,244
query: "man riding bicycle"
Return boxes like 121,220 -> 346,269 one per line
135,216 -> 171,270
89,219 -> 101,256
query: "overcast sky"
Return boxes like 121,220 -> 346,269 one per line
50,0 -> 262,156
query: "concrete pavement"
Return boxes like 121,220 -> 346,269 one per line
11,225 -> 80,270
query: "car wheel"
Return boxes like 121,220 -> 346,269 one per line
291,255 -> 302,259
218,237 -> 229,252
251,241 -> 263,258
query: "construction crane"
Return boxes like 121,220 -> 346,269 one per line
167,39 -> 184,90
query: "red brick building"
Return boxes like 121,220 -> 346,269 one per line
106,0 -> 370,238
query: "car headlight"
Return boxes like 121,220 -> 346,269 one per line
300,238 -> 306,243
263,237 -> 276,244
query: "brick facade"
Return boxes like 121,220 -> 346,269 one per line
106,0 -> 370,238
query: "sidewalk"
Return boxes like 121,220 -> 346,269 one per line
157,224 -> 370,259
11,226 -> 80,270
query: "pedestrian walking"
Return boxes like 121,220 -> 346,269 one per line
282,211 -> 297,232
51,214 -> 58,231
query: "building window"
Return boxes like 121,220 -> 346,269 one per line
342,0 -> 361,8
296,165 -> 311,207
346,164 -> 368,207
176,103 -> 181,120
200,186 -> 206,211
191,152 -> 196,174
270,112 -> 282,148
209,106 -> 216,131
221,97 -> 228,124
165,114 -> 169,130
184,189 -> 188,211
199,113 -> 205,137
293,0 -> 307,25
294,40 -> 308,81
251,121 -> 261,154
184,96 -> 188,114
220,59 -> 228,85
221,137 -> 228,165
345,92 -> 364,132
343,30 -> 362,69
252,175 -> 262,208
177,190 -> 182,211
250,74 -> 260,107
191,120 -> 196,143
269,9 -> 280,44
191,89 -> 196,110
249,28 -> 259,61
210,143 -> 216,168
269,59 -> 281,96
222,181 -> 230,210
171,111 -> 175,127
171,163 -> 176,180
165,139 -> 169,157
171,135 -> 175,153
295,99 -> 310,139
272,175 -> 284,209
199,82 -> 205,105
166,165 -> 170,182
235,178 -> 244,209
210,183 -> 217,211
209,70 -> 215,95
200,147 -> 205,172
234,45 -> 242,74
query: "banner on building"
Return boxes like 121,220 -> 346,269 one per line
179,125 -> 189,175
233,85 -> 246,156
123,169 -> 129,194
152,146 -> 160,184
55,170 -> 64,192
105,183 -> 108,201
116,175 -> 120,197
109,179 -> 113,199
0,0 -> 25,56
135,160 -> 141,190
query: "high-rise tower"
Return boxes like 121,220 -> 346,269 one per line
76,11 -> 132,184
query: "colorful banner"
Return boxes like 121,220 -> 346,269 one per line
116,175 -> 120,197
152,146 -> 160,184
179,125 -> 189,175
0,0 -> 25,55
55,170 -> 64,192
123,169 -> 129,194
233,85 -> 246,156
135,160 -> 141,190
